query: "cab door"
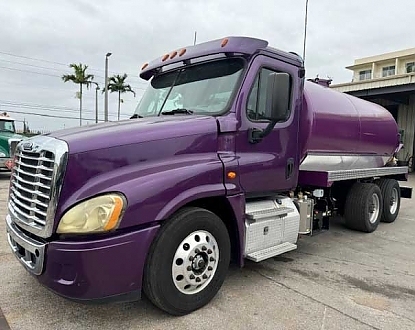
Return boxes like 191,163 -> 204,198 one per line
235,54 -> 301,196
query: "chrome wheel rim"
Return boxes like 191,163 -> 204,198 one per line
369,193 -> 380,224
390,188 -> 398,214
172,230 -> 219,295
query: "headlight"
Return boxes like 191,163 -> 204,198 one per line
0,152 -> 6,157
57,194 -> 126,234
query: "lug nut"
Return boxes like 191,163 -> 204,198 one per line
190,274 -> 195,279
202,246 -> 207,251
202,274 -> 208,279
189,256 -> 194,261
196,277 -> 201,283
208,266 -> 213,271
187,266 -> 192,271
207,249 -> 212,254
210,257 -> 215,262
195,248 -> 200,254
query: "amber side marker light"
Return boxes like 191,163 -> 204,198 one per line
227,171 -> 237,179
221,38 -> 229,47
141,63 -> 148,70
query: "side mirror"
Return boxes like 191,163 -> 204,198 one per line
265,72 -> 290,122
248,72 -> 291,144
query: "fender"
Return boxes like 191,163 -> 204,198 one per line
54,151 -> 227,231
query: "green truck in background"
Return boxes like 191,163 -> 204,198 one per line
0,114 -> 24,171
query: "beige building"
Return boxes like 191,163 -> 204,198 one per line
331,48 -> 415,167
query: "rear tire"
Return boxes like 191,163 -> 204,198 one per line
344,183 -> 383,233
143,207 -> 231,315
376,179 -> 401,223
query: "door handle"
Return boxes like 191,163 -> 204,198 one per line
286,158 -> 294,179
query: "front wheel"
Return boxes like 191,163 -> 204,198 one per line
143,207 -> 231,315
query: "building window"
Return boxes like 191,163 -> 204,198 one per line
406,62 -> 415,73
382,65 -> 396,77
358,70 -> 372,81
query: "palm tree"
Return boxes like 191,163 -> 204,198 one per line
62,63 -> 94,126
103,74 -> 136,121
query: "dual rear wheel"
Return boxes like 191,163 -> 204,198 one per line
344,179 -> 401,233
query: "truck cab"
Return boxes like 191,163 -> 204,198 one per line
0,114 -> 23,170
5,37 -> 410,316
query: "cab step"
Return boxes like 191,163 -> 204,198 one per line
246,242 -> 297,262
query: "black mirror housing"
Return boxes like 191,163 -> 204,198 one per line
248,72 -> 291,144
265,72 -> 290,122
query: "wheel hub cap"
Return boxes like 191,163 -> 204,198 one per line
172,230 -> 219,295
390,188 -> 398,214
369,193 -> 380,224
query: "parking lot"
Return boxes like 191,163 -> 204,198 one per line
1,171 -> 415,330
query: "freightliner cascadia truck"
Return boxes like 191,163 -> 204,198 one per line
5,37 -> 412,315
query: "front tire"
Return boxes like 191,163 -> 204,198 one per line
344,183 -> 383,233
143,207 -> 231,315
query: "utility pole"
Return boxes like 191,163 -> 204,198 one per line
302,0 -> 309,64
104,52 -> 112,122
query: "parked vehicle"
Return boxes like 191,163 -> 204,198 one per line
5,37 -> 412,315
0,114 -> 23,170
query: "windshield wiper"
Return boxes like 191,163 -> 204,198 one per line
161,108 -> 194,115
130,114 -> 144,119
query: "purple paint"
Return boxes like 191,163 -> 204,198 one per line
300,81 -> 399,161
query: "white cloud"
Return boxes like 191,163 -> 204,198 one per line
0,0 -> 414,130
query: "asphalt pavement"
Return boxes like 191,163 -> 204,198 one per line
1,171 -> 415,330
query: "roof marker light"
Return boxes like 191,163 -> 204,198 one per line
170,51 -> 178,59
162,54 -> 169,62
221,38 -> 229,47
179,48 -> 187,56
141,63 -> 148,70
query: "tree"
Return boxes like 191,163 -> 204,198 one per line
62,63 -> 94,126
103,74 -> 135,121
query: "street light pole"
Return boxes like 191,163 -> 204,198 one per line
92,82 -> 100,124
302,0 -> 309,65
104,52 -> 112,122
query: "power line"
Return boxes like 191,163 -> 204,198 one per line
0,108 -> 104,121
1,107 -> 130,122
0,65 -> 147,91
0,59 -> 67,73
0,66 -> 62,78
0,50 -> 146,80
0,99 -> 136,115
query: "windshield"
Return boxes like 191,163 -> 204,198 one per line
0,120 -> 15,133
134,58 -> 245,117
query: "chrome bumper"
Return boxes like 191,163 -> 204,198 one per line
6,214 -> 46,275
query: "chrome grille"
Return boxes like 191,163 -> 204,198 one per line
8,139 -> 21,158
7,136 -> 68,238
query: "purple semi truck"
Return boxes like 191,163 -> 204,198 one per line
5,37 -> 412,315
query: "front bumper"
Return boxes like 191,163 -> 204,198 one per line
6,214 -> 160,302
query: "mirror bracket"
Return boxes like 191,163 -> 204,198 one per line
248,121 -> 277,144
